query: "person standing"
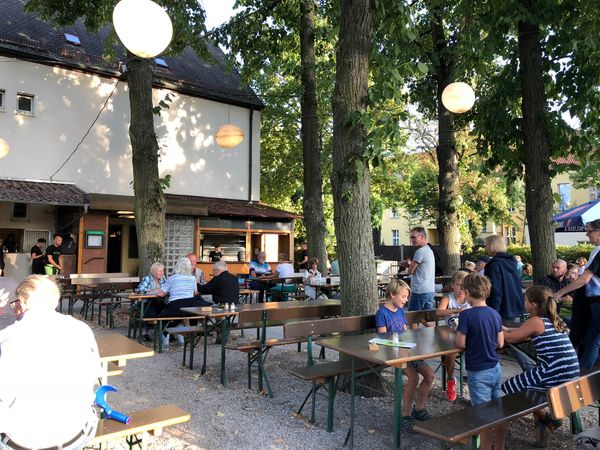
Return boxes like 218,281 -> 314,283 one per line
0,275 -> 100,449
45,234 -> 63,275
406,227 -> 435,312
30,238 -> 47,275
483,234 -> 524,322
209,244 -> 223,262
298,241 -> 309,272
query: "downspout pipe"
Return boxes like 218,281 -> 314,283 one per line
248,109 -> 254,202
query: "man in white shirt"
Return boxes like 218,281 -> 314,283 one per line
0,275 -> 100,450
406,226 -> 436,311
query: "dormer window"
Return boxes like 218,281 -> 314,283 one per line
155,58 -> 168,69
64,33 -> 81,46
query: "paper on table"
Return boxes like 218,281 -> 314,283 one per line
368,338 -> 416,349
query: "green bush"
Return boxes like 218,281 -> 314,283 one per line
466,243 -> 594,265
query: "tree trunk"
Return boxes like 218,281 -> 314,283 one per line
432,11 -> 461,275
331,0 -> 377,317
300,0 -> 328,271
518,1 -> 556,280
127,56 -> 166,276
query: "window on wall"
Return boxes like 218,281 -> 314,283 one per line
558,183 -> 571,211
16,93 -> 34,115
12,203 -> 27,221
392,229 -> 400,246
0,90 -> 5,111
590,186 -> 599,201
390,210 -> 398,218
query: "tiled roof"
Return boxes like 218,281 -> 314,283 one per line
88,193 -> 301,220
0,0 -> 263,109
552,154 -> 580,166
0,179 -> 88,206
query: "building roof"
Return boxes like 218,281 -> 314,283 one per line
0,0 -> 263,110
88,193 -> 301,221
0,179 -> 88,206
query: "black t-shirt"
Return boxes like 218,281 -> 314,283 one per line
299,249 -> 309,270
46,244 -> 61,266
31,245 -> 46,274
209,250 -> 222,262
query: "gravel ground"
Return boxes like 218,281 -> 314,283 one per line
87,308 -> 597,450
1,301 -> 596,450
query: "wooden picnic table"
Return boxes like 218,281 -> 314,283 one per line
181,299 -> 342,387
318,326 -> 461,449
70,276 -> 139,323
96,333 -> 154,384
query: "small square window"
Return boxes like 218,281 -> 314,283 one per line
12,203 -> 28,221
155,58 -> 168,68
16,93 -> 34,115
64,33 -> 81,46
0,90 -> 4,111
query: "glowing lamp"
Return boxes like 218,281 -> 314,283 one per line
441,82 -> 475,114
215,124 -> 244,148
0,138 -> 9,159
113,0 -> 173,58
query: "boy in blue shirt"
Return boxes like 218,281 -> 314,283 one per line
456,272 -> 505,450
376,279 -> 434,433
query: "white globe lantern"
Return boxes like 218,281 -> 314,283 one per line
0,138 -> 9,159
441,82 -> 475,114
215,124 -> 244,148
113,0 -> 173,58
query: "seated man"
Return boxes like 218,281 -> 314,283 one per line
0,275 -> 100,449
197,261 -> 240,305
536,259 -> 572,307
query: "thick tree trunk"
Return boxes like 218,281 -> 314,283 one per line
127,56 -> 166,276
432,12 -> 461,275
518,1 -> 556,280
300,0 -> 328,270
331,0 -> 377,317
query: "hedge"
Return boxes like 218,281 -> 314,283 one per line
466,243 -> 595,265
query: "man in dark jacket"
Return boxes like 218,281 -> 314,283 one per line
537,259 -> 570,293
197,261 -> 240,304
484,234 -> 524,321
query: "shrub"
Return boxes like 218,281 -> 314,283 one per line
465,243 -> 594,265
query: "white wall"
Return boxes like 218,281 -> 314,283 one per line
0,58 -> 261,201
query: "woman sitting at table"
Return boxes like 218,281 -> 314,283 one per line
303,257 -> 321,300
249,251 -> 272,303
154,256 -> 211,348
136,262 -> 167,340
269,253 -> 297,301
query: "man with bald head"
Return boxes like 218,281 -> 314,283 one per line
0,275 -> 100,449
537,259 -> 570,293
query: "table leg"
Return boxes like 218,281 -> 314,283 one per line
220,316 -> 231,386
201,317 -> 208,375
394,366 -> 403,449
137,301 -> 146,343
100,361 -> 108,385
349,357 -> 356,449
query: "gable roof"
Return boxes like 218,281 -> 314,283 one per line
0,0 -> 263,110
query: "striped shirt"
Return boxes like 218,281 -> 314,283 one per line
161,274 -> 196,302
502,317 -> 579,394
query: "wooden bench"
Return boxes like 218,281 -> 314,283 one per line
89,404 -> 190,449
284,315 -> 376,432
226,303 -> 341,398
414,370 -> 600,448
143,316 -> 201,353
164,325 -> 206,369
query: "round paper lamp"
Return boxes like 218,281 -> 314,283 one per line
113,0 -> 173,58
215,124 -> 244,148
0,138 -> 9,159
441,82 -> 475,114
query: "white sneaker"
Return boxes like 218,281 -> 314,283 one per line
162,335 -> 169,349
176,334 -> 185,345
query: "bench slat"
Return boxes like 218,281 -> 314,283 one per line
284,315 -> 375,339
91,404 -> 190,443
413,390 -> 548,442
548,369 -> 600,419
164,325 -> 205,335
289,360 -> 370,381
